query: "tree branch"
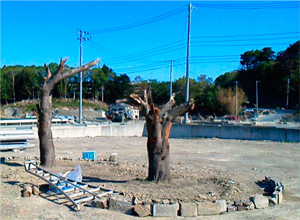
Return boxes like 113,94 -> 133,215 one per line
44,64 -> 52,80
144,90 -> 149,109
166,99 -> 194,121
159,92 -> 177,117
47,58 -> 100,89
130,93 -> 149,115
54,58 -> 68,76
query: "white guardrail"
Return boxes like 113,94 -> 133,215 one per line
0,118 -> 69,126
0,129 -> 35,150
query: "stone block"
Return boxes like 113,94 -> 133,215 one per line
250,195 -> 269,209
109,153 -> 118,162
217,200 -> 227,213
152,203 -> 179,217
93,198 -> 108,209
109,195 -> 134,215
134,204 -> 151,217
242,201 -> 252,206
227,205 -> 237,212
180,203 -> 197,217
197,202 -> 221,216
237,206 -> 246,211
234,201 -> 242,206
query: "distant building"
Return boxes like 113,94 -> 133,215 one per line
106,103 -> 139,122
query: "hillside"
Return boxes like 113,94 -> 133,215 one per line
0,99 -> 108,119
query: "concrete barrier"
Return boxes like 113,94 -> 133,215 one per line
32,121 -> 146,138
166,124 -> 299,142
6,120 -> 299,142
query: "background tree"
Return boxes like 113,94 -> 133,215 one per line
105,74 -> 133,103
217,87 -> 246,115
216,41 -> 299,109
36,58 -> 99,168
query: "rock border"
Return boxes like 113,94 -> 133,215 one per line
4,157 -> 284,217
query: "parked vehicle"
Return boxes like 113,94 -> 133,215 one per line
106,103 -> 139,122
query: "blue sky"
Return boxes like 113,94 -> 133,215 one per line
1,1 -> 299,82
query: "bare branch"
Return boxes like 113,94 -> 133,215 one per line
44,63 -> 52,80
47,58 -> 100,89
144,90 -> 149,108
159,92 -> 176,116
130,93 -> 149,114
55,58 -> 68,75
166,99 -> 194,121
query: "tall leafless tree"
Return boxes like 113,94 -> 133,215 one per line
129,91 -> 194,182
36,58 -> 100,168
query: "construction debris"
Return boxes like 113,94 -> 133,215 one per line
24,160 -> 115,211
32,185 -> 40,195
22,185 -> 32,197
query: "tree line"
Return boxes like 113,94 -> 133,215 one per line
215,41 -> 299,110
1,41 -> 299,116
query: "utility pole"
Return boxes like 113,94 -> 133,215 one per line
77,30 -> 91,124
169,60 -> 174,99
235,81 -> 238,120
256,80 -> 261,117
184,2 -> 192,124
286,78 -> 290,110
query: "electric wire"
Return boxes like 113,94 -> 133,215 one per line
192,36 -> 299,43
193,2 -> 300,10
193,32 -> 300,39
88,6 -> 186,34
85,41 -> 121,57
192,42 -> 295,47
115,59 -> 239,75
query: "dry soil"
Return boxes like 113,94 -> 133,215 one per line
1,136 -> 300,220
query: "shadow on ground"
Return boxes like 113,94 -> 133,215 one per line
0,157 -> 23,167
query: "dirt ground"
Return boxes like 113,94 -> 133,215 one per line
1,136 -> 300,220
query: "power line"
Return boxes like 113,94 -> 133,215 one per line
192,36 -> 299,43
192,42 -> 296,47
194,2 -> 300,9
85,32 -> 298,66
85,40 -> 124,57
114,59 -> 240,76
88,6 -> 186,34
112,55 -> 242,72
193,32 -> 300,39
104,39 -> 186,64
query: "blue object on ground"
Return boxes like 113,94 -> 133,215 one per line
82,151 -> 97,160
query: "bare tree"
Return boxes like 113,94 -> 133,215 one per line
129,91 -> 194,182
36,58 -> 100,168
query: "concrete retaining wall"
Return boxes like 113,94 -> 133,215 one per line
31,121 -> 146,139
164,124 -> 300,142
10,120 -> 299,142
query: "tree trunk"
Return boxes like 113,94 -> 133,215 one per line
129,92 -> 194,183
37,89 -> 56,167
36,58 -> 99,168
146,107 -> 172,182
